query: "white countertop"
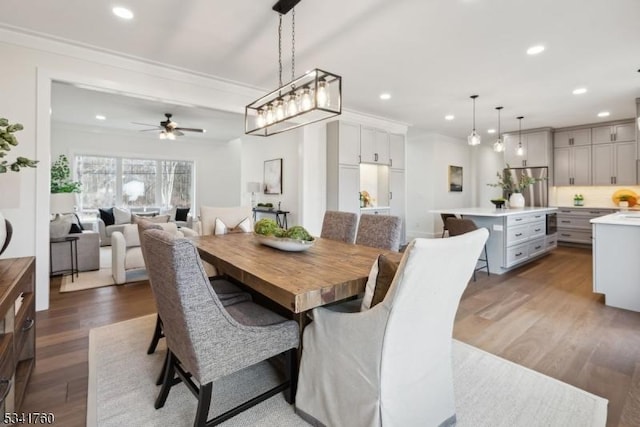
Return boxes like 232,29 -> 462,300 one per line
360,206 -> 390,211
591,212 -> 640,226
429,207 -> 557,217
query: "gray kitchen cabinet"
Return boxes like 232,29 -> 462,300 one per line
553,145 -> 591,186
554,128 -> 591,148
556,207 -> 615,246
360,126 -> 390,165
592,141 -> 637,185
504,130 -> 552,167
592,121 -> 635,144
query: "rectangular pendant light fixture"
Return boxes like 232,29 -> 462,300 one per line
244,0 -> 342,137
245,69 -> 342,136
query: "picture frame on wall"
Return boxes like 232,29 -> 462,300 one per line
264,158 -> 283,194
449,165 -> 463,192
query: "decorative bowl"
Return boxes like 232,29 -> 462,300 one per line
255,234 -> 315,252
491,199 -> 506,209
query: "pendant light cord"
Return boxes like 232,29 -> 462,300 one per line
472,97 -> 476,131
278,14 -> 283,88
291,8 -> 296,82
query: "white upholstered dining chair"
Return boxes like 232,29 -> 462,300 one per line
295,228 -> 489,427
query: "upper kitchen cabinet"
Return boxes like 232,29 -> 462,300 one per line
554,144 -> 592,186
592,121 -> 635,144
592,141 -> 637,185
360,126 -> 390,165
553,128 -> 591,148
327,121 -> 361,166
389,133 -> 405,169
504,129 -> 552,168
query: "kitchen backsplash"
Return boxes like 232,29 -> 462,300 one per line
551,186 -> 640,208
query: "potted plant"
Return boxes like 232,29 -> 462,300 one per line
50,154 -> 81,214
0,117 -> 38,256
618,195 -> 630,208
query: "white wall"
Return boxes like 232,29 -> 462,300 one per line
240,130 -> 301,226
51,125 -> 242,210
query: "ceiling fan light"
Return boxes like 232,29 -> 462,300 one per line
167,132 -> 176,141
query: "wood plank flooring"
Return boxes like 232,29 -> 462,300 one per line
20,246 -> 640,426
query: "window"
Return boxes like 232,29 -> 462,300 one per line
75,155 -> 194,213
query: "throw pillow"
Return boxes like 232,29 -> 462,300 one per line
99,208 -> 115,227
175,207 -> 190,222
214,217 -> 252,235
361,254 -> 400,310
113,207 -> 132,225
69,223 -> 83,233
133,214 -> 171,224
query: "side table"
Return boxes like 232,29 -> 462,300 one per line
50,236 -> 79,282
252,208 -> 290,228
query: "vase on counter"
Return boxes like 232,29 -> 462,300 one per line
509,192 -> 525,208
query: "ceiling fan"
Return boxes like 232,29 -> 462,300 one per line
133,113 -> 206,139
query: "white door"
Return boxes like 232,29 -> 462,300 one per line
389,133 -> 405,169
337,122 -> 361,166
360,127 -> 376,163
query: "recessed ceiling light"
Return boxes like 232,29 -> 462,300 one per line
379,93 -> 391,100
526,45 -> 545,55
95,115 -> 106,120
597,111 -> 610,118
572,87 -> 587,95
445,115 -> 455,121
487,129 -> 496,134
112,6 -> 134,20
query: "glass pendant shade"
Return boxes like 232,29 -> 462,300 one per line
467,95 -> 481,146
516,115 -> 525,156
493,106 -> 504,152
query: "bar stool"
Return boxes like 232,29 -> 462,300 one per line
445,218 -> 490,281
440,213 -> 458,238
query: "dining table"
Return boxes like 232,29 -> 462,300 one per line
193,233 -> 403,328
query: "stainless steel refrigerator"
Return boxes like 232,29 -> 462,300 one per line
503,166 -> 549,207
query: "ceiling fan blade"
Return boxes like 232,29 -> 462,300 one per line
175,127 -> 205,133
172,129 -> 185,136
132,122 -> 162,128
139,129 -> 161,132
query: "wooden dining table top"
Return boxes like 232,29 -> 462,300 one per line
193,233 -> 403,314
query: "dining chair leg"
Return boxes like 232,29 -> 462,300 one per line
194,382 -> 213,427
156,350 -> 168,386
484,245 -> 490,276
155,350 -> 177,409
147,314 -> 164,355
285,348 -> 298,404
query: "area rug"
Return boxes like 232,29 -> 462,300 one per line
60,247 -> 147,292
87,315 -> 608,427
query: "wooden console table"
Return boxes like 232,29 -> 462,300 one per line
0,257 -> 36,416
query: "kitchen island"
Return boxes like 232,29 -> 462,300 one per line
592,212 -> 640,312
431,207 -> 558,275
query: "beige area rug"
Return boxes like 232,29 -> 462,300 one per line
88,315 -> 608,427
60,247 -> 147,292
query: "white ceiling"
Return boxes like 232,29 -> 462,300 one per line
3,0 -> 640,139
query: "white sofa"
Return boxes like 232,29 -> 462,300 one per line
111,223 -> 197,284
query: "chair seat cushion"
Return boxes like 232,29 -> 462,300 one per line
210,278 -> 252,307
225,301 -> 288,327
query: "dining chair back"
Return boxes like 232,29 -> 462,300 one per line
320,211 -> 358,243
143,229 -> 299,426
446,217 -> 490,280
296,228 -> 490,426
355,214 -> 402,251
440,213 -> 458,238
199,206 -> 253,236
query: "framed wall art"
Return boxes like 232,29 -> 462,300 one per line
448,165 -> 463,192
264,158 -> 283,194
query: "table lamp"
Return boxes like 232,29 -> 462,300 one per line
247,182 -> 261,208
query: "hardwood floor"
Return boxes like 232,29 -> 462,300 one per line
20,246 -> 640,426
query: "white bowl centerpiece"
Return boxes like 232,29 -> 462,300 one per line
254,219 -> 315,252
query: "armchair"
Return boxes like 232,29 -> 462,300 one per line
295,228 -> 489,427
111,222 -> 197,284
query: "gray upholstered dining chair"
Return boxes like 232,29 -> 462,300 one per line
143,229 -> 300,427
136,220 -> 250,373
296,228 -> 489,426
355,214 -> 402,251
446,217 -> 490,281
320,210 -> 358,243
